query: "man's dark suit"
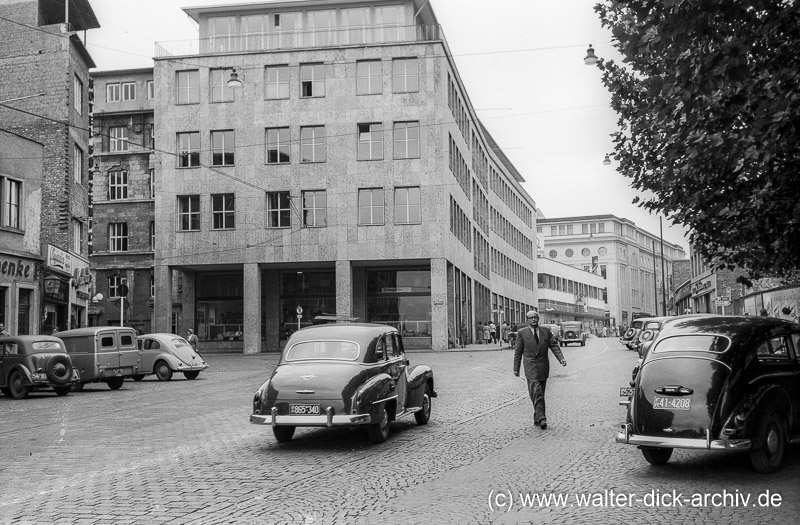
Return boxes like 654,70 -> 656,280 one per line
513,324 -> 566,426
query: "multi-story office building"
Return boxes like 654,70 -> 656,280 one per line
89,68 -> 156,333
0,0 -> 98,334
151,0 -> 540,352
536,257 -> 608,333
539,215 -> 686,331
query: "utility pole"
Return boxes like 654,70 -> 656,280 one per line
660,217 -> 668,315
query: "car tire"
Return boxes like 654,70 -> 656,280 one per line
45,355 -> 73,385
131,374 -> 145,381
414,383 -> 433,425
53,386 -> 71,396
154,361 -> 173,381
183,371 -> 200,380
8,370 -> 30,400
272,426 -> 295,443
624,328 -> 635,339
641,446 -> 673,465
368,405 -> 391,443
750,411 -> 786,474
106,377 -> 124,390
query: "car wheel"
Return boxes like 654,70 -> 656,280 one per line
131,374 -> 145,381
106,377 -> 124,390
641,446 -> 673,465
750,412 -> 786,474
272,426 -> 296,443
183,371 -> 200,380
154,361 -> 173,381
624,328 -> 635,339
368,405 -> 391,443
8,370 -> 30,400
414,383 -> 433,425
53,386 -> 71,396
45,355 -> 73,385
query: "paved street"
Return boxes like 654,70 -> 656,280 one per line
1,337 -> 797,524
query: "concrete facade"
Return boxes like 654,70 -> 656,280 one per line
536,257 -> 607,333
151,0 -> 540,352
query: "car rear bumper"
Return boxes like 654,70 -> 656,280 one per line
615,424 -> 751,450
250,407 -> 372,427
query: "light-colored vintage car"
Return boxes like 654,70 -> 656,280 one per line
251,323 -> 436,443
135,333 -> 208,381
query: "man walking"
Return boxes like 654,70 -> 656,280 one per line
513,310 -> 566,429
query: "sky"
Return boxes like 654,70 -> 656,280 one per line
83,0 -> 691,252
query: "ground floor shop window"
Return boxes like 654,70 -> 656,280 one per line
196,272 -> 243,341
366,268 -> 431,337
278,270 -> 335,338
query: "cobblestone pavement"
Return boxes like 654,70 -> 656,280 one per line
0,337 -> 797,524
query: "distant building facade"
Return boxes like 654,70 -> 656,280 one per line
151,0 -> 540,352
537,257 -> 607,333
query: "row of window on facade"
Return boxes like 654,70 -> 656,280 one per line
104,80 -> 155,103
538,273 -> 605,301
547,222 -> 608,236
174,58 -> 418,106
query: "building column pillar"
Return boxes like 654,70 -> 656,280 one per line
431,258 -> 448,351
264,268 -> 280,352
243,263 -> 261,354
336,260 -> 352,317
153,264 -> 172,333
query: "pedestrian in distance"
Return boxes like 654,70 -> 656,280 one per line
459,321 -> 467,348
476,322 -> 484,344
513,310 -> 567,430
187,329 -> 199,352
488,321 -> 497,344
501,321 -> 510,346
483,322 -> 491,344
0,323 -> 9,337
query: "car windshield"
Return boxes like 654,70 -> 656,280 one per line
644,321 -> 661,330
652,335 -> 730,354
285,340 -> 361,361
30,341 -> 64,353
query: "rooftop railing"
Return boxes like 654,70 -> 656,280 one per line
155,24 -> 444,58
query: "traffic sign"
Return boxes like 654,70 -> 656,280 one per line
296,306 -> 303,315
716,296 -> 730,302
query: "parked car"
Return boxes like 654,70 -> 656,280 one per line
617,315 -> 800,473
540,323 -> 562,344
0,335 -> 80,399
631,317 -> 673,357
559,321 -> 586,346
57,326 -> 140,390
250,323 -> 436,443
620,317 -> 648,350
135,333 -> 208,381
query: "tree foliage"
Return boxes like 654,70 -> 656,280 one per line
595,0 -> 800,279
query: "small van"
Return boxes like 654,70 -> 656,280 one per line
57,327 -> 141,390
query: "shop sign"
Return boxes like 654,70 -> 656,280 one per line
45,244 -> 73,275
0,257 -> 37,282
44,276 -> 69,303
72,267 -> 92,288
692,279 -> 713,296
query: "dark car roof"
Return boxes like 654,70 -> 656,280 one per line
290,323 -> 397,344
0,335 -> 65,345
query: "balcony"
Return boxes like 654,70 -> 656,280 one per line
155,24 -> 444,58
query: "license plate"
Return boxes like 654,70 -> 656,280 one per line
31,373 -> 47,382
652,395 -> 691,411
619,387 -> 634,397
289,404 -> 320,415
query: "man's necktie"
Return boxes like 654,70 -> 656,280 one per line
534,329 -> 539,345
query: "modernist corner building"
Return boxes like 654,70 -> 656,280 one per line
152,0 -> 540,353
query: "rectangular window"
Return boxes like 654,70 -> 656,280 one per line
74,75 -> 83,115
300,126 -> 326,163
147,80 -> 154,99
356,60 -> 382,95
149,168 -> 155,198
342,8 -> 368,45
150,273 -> 155,298
212,193 -> 235,230
210,68 -> 235,103
177,132 -> 200,167
176,70 -> 200,104
266,127 -> 290,164
108,170 -> 128,200
211,130 -> 235,166
392,58 -> 419,93
72,219 -> 81,253
357,123 -> 383,160
308,10 -> 334,46
108,276 -> 124,299
150,221 -> 155,250
148,123 -> 155,149
208,16 -> 237,52
177,195 -> 200,232
109,126 -> 129,152
395,186 -> 421,224
242,14 -> 267,50
109,222 -> 128,252
106,83 -> 120,102
2,178 -> 21,229
122,81 -> 136,101
300,64 -> 325,98
393,121 -> 420,159
73,144 -> 83,183
302,190 -> 327,227
265,65 -> 290,99
375,5 -> 404,42
358,188 -> 384,226
267,191 -> 291,228
271,12 -> 300,48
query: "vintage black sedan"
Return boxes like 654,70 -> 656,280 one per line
0,335 -> 80,399
250,323 -> 436,443
617,315 -> 800,473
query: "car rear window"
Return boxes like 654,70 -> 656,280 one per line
652,335 -> 730,354
31,341 -> 64,352
644,322 -> 661,330
286,340 -> 360,361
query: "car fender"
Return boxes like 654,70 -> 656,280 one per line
406,364 -> 434,408
154,352 -> 182,370
724,384 -> 792,444
253,379 -> 271,412
6,363 -> 33,385
352,373 -> 395,415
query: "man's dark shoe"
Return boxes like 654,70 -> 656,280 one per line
539,420 -> 547,430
